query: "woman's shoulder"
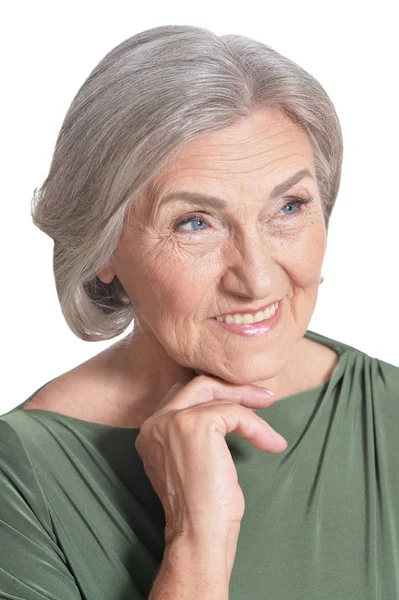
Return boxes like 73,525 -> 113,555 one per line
310,329 -> 398,369
12,341 -> 139,428
0,372 -> 83,433
308,329 -> 399,398
0,358 -> 112,449
371,354 -> 399,397
343,335 -> 399,383
341,335 -> 399,398
0,412 -> 56,538
0,406 -> 97,600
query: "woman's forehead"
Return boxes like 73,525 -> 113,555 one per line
170,113 -> 312,169
133,113 -> 316,220
154,138 -> 314,199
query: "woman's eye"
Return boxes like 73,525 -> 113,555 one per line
280,196 -> 314,217
173,196 -> 314,234
173,214 -> 211,233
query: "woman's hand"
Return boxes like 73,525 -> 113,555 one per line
135,375 -> 287,548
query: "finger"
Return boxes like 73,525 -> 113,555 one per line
175,402 -> 287,453
155,382 -> 185,411
204,403 -> 288,453
156,375 -> 277,415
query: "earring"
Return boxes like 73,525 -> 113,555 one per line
320,274 -> 325,284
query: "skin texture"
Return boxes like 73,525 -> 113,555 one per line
25,107 -> 336,427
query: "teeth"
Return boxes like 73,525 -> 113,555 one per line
216,301 -> 279,325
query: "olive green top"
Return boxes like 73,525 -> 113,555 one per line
1,329 -> 398,599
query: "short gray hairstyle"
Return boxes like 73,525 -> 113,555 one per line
31,24 -> 343,342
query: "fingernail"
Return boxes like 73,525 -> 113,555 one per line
259,387 -> 276,397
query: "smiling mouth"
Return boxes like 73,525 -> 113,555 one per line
214,299 -> 280,325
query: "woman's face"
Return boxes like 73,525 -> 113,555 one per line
100,108 -> 327,386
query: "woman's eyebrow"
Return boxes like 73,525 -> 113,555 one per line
159,168 -> 314,210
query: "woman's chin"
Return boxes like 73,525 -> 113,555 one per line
191,367 -> 275,387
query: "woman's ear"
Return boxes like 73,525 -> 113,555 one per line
97,267 -> 115,284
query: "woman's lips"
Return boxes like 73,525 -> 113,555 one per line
209,299 -> 282,337
216,298 -> 280,317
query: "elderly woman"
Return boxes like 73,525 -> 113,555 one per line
1,24 -> 398,600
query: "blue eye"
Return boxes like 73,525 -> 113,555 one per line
281,198 -> 312,216
174,215 -> 209,233
173,196 -> 314,234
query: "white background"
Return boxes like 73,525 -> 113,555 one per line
1,1 -> 398,415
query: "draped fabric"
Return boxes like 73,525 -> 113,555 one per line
1,329 -> 398,599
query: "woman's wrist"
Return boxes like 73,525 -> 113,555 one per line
164,525 -> 241,583
150,534 -> 233,600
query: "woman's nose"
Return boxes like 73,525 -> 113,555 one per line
220,228 -> 277,298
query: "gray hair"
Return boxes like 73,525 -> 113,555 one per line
31,24 -> 343,342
